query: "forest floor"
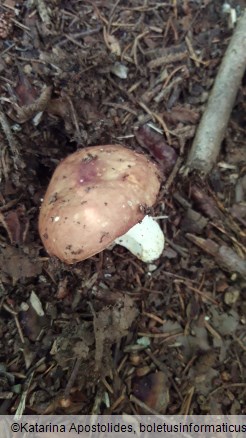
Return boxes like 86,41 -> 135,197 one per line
0,0 -> 245,415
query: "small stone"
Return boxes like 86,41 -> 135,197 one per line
224,288 -> 240,305
23,64 -> 33,75
130,353 -> 141,366
111,62 -> 128,79
221,371 -> 231,382
137,336 -> 151,347
147,264 -> 158,272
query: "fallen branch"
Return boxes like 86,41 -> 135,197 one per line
186,234 -> 246,279
184,9 -> 246,175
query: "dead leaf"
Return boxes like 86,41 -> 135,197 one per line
104,31 -> 121,55
194,350 -> 217,375
161,319 -> 211,360
93,295 -> 138,369
190,185 -> 222,219
181,208 -> 208,234
230,203 -> 246,227
50,321 -> 94,362
0,205 -> 29,244
15,70 -> 37,106
135,124 -> 177,175
0,245 -> 42,285
188,351 -> 218,396
133,371 -> 169,413
191,367 -> 218,396
19,298 -> 47,342
210,308 -> 239,336
163,106 -> 199,125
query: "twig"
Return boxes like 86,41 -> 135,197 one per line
64,34 -> 85,48
107,0 -> 120,34
14,371 -> 34,418
142,312 -> 166,325
138,331 -> 183,339
63,357 -> 81,400
3,303 -> 25,343
138,101 -> 172,144
164,156 -> 183,193
148,51 -> 187,69
109,394 -> 125,412
11,18 -> 30,32
184,10 -> 246,175
35,0 -> 51,27
186,234 -> 246,278
8,85 -> 52,124
209,382 -> 246,397
174,279 -> 218,304
130,394 -> 159,415
131,30 -> 149,67
179,386 -> 195,415
204,320 -> 222,341
91,387 -> 104,415
0,104 -> 23,170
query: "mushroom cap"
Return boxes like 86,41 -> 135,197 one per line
38,144 -> 161,264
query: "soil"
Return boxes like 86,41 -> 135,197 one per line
0,0 -> 245,415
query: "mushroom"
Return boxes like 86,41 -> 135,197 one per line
38,145 -> 165,264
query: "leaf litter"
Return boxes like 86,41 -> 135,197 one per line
0,0 -> 245,416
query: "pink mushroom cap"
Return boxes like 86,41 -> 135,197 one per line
38,144 -> 161,264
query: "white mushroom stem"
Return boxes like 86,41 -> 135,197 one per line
114,215 -> 165,263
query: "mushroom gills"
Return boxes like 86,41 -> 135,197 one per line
114,215 -> 165,263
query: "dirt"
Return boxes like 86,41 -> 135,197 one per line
0,0 -> 245,415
